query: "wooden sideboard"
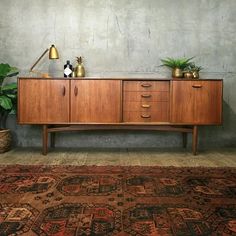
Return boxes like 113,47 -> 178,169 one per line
18,77 -> 223,155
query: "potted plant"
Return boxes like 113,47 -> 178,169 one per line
160,57 -> 194,78
184,63 -> 203,79
190,63 -> 203,79
0,63 -> 19,153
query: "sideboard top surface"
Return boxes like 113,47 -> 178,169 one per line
18,77 -> 223,81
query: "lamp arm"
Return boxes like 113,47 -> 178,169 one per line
30,48 -> 49,72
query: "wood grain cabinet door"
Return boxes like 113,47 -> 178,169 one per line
18,79 -> 69,124
71,80 -> 121,123
171,80 -> 223,124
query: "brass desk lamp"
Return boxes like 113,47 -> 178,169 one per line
29,44 -> 59,78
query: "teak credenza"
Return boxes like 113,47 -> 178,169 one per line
18,77 -> 223,155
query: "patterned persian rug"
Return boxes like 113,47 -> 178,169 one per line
0,165 -> 236,236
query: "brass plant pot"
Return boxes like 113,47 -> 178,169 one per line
172,68 -> 183,78
184,71 -> 194,79
192,71 -> 200,79
0,129 -> 12,153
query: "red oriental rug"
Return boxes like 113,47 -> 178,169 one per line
0,165 -> 236,236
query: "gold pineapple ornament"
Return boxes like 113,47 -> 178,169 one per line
75,56 -> 85,77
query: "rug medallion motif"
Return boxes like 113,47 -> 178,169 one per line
0,165 -> 236,235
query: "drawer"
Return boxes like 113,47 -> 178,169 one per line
124,81 -> 169,92
123,106 -> 169,122
123,101 -> 169,112
123,91 -> 169,102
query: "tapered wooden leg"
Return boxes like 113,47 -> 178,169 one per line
182,132 -> 187,148
42,125 -> 48,155
50,132 -> 55,148
192,126 -> 198,155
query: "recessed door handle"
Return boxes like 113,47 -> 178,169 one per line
74,86 -> 78,96
141,94 -> 152,98
141,84 -> 152,87
192,85 -> 202,88
142,104 -> 151,108
141,114 -> 151,118
62,86 -> 66,96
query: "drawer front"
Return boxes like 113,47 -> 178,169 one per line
123,105 -> 169,122
123,101 -> 168,112
124,81 -> 169,91
123,91 -> 169,102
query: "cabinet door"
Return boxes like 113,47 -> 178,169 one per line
71,80 -> 121,123
18,79 -> 69,124
171,80 -> 222,124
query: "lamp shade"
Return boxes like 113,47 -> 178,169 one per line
49,45 -> 59,59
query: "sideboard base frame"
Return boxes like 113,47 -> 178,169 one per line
42,124 -> 198,156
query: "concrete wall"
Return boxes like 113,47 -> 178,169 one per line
1,0 -> 236,149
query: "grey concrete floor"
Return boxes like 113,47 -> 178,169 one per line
0,147 -> 235,167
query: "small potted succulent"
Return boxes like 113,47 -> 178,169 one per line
184,62 -> 203,79
0,63 -> 19,153
160,57 -> 194,78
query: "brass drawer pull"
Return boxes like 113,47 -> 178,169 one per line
74,86 -> 78,96
192,85 -> 202,88
142,104 -> 151,108
141,94 -> 152,98
141,114 -> 151,118
141,83 -> 152,87
62,86 -> 66,96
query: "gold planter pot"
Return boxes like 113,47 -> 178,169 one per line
172,68 -> 183,78
184,71 -> 194,79
192,71 -> 200,79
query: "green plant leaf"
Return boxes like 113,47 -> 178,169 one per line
0,95 -> 13,110
0,63 -> 11,77
7,67 -> 19,77
160,57 -> 194,69
6,94 -> 17,99
1,83 -> 17,91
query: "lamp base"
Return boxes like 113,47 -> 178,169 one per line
41,73 -> 51,78
30,70 -> 51,78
